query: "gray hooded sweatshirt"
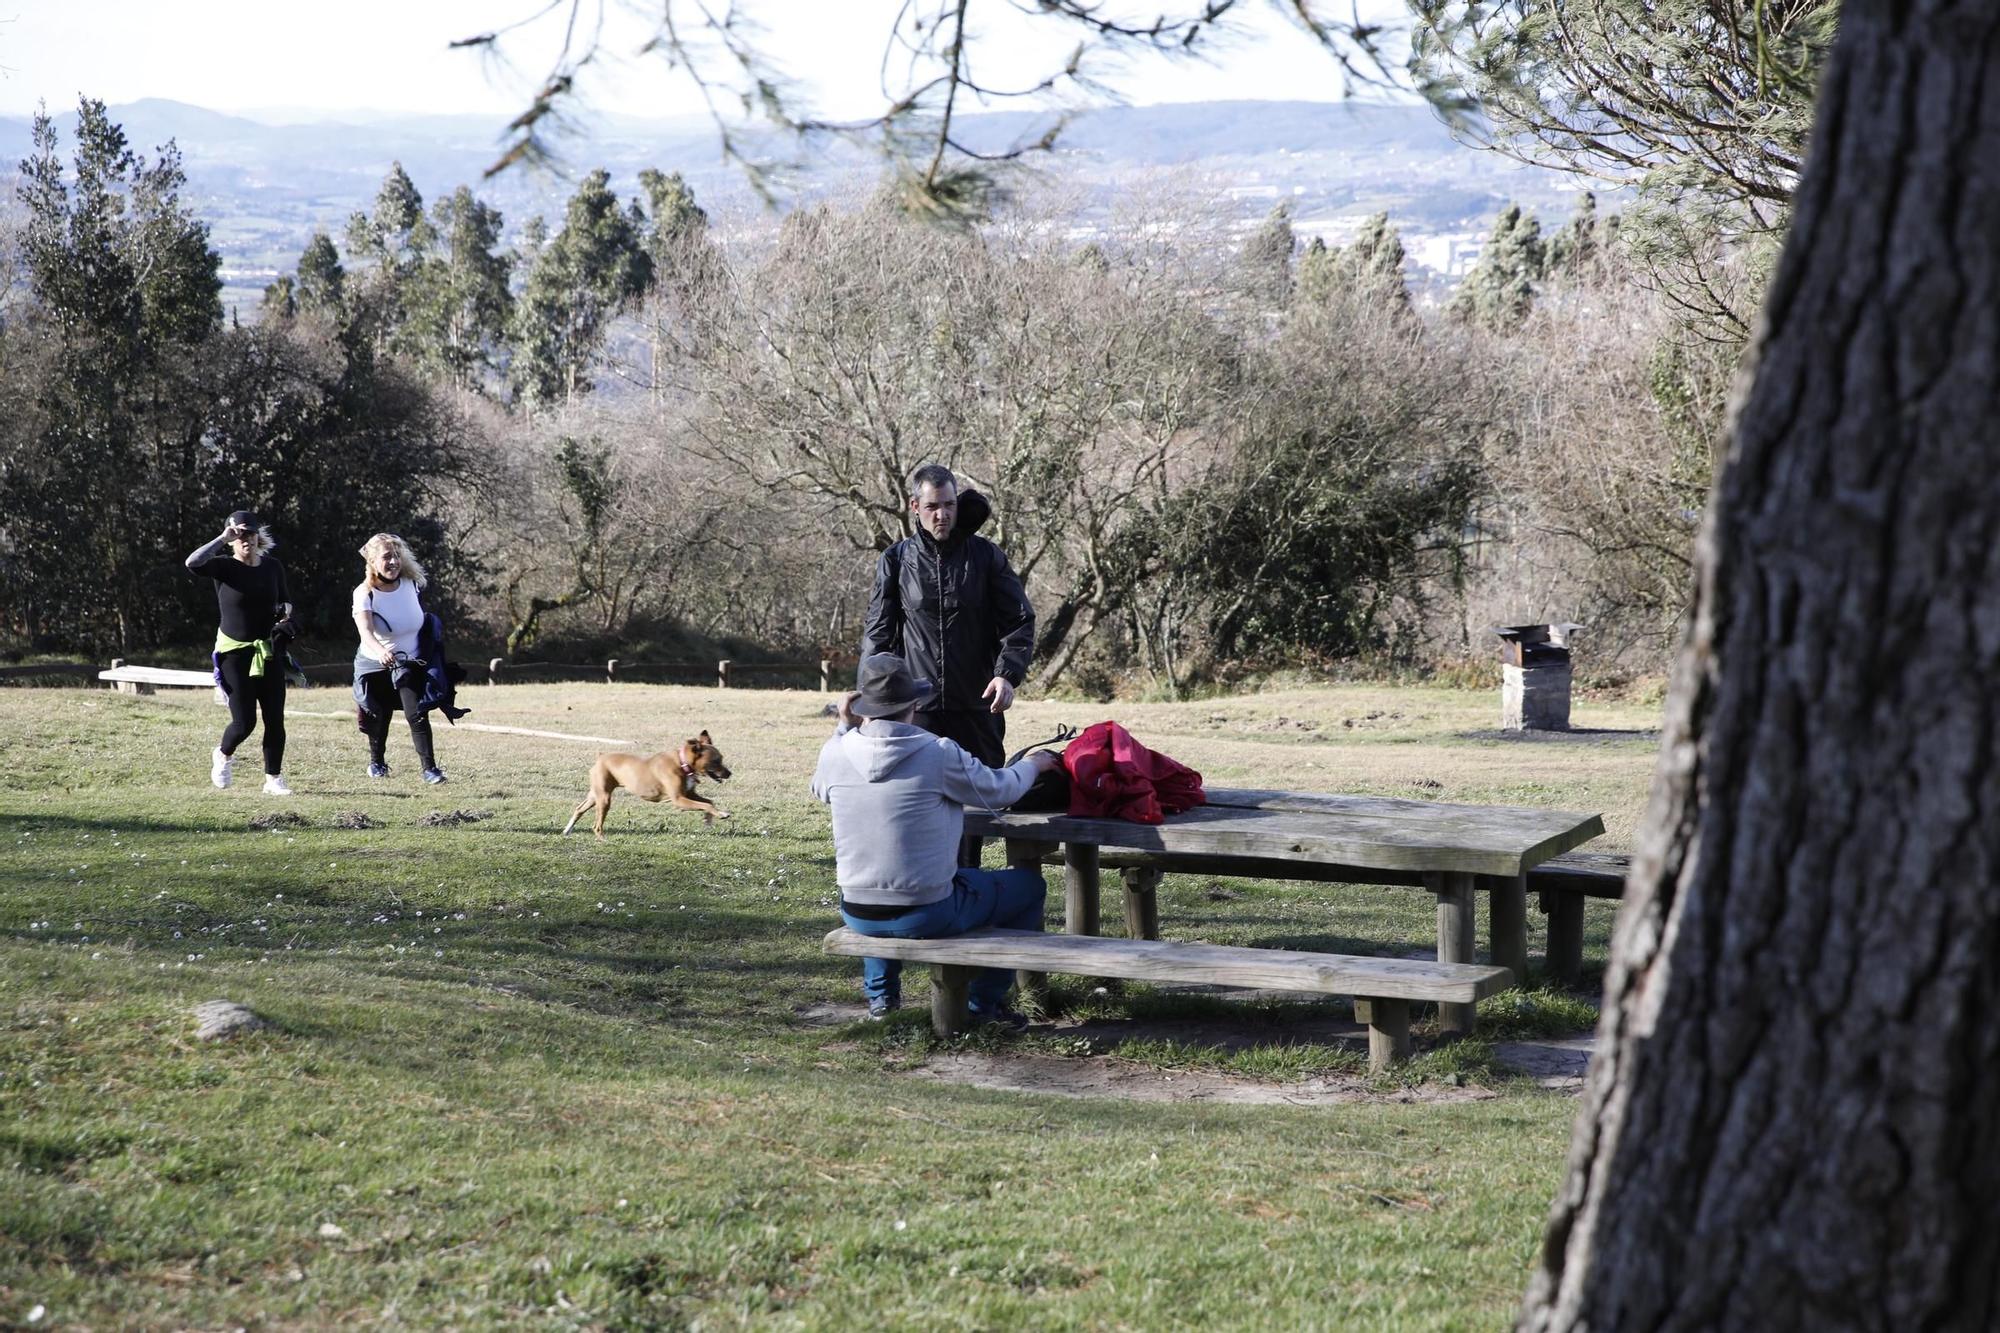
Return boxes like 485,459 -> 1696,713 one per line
811,719 -> 1041,907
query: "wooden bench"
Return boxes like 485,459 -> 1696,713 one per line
1013,846 -> 1631,984
1526,852 -> 1628,980
98,662 -> 216,695
823,926 -> 1514,1072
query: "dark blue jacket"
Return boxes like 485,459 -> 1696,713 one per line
353,612 -> 470,723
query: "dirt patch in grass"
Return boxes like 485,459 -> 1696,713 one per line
247,811 -> 310,830
418,808 -> 492,827
1490,1034 -> 1593,1089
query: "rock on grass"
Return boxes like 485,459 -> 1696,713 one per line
192,1000 -> 272,1041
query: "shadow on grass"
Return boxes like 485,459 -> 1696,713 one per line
1456,727 -> 1660,743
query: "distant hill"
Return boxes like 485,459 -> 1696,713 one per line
1,98 -> 1608,314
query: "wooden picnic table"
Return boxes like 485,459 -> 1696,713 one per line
965,787 -> 1604,1034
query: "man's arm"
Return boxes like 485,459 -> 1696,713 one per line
981,544 -> 1035,712
809,692 -> 866,803
859,545 -> 902,659
939,742 -> 1057,811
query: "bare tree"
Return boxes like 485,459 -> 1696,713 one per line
1469,275 -> 1732,663
682,190 -> 1238,683
468,402 -> 717,653
1521,1 -> 2000,1325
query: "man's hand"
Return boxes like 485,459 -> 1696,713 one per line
1029,749 -> 1062,775
837,690 -> 864,729
982,676 -> 1016,714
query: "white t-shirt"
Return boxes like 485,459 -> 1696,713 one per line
354,578 -> 424,658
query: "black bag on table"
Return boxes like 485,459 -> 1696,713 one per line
1006,725 -> 1075,812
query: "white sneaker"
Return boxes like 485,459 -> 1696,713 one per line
211,748 -> 233,789
262,774 -> 293,796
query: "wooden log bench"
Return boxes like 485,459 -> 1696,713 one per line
823,925 -> 1514,1072
1015,847 -> 1631,984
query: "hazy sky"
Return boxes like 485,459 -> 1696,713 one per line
2,0 -> 1410,122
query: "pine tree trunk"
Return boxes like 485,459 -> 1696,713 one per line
1521,3 -> 2000,1327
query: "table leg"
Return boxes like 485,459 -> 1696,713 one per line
1485,870 -> 1528,986
1005,837 -> 1052,1003
1429,871 -> 1477,1037
1064,843 -> 1101,937
1120,866 -> 1162,940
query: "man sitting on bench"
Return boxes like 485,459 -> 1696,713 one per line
812,653 -> 1061,1027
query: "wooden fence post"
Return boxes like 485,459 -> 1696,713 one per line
488,657 -> 505,686
606,658 -> 619,684
717,659 -> 731,688
820,659 -> 832,693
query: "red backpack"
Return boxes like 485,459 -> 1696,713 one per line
1062,721 -> 1206,825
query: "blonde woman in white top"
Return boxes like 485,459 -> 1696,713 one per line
352,532 -> 446,783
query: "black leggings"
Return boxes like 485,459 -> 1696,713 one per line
217,648 -> 286,775
361,670 -> 436,769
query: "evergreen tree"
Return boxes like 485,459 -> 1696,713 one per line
510,170 -> 652,410
1297,236 -> 1337,306
5,98 -> 221,649
637,168 -> 706,264
1297,213 -> 1411,315
293,232 -> 347,321
1545,191 -> 1619,282
404,186 -> 511,391
1344,212 -> 1411,312
259,275 -> 296,321
1239,202 -> 1295,308
1448,203 -> 1544,332
343,162 -> 434,350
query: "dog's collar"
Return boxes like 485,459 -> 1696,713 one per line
677,742 -> 695,777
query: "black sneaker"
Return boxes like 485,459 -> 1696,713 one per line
421,767 -> 447,785
367,761 -> 389,779
969,1005 -> 1030,1034
867,999 -> 900,1022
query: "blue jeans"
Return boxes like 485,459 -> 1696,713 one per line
839,866 -> 1046,1011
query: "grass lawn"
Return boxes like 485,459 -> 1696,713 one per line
0,680 -> 1659,1329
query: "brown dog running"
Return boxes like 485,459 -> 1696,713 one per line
563,731 -> 732,837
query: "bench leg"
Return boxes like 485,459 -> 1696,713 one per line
1356,997 -> 1410,1072
1120,866 -> 1162,941
1429,871 -> 1477,1038
1485,870 -> 1528,986
1006,837 -> 1051,1004
930,963 -> 972,1036
1542,889 -> 1584,983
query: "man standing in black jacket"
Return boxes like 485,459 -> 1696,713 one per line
861,462 -> 1035,772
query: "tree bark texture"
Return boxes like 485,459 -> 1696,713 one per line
1522,3 -> 2000,1328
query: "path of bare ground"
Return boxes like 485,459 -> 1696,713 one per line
798,992 -> 1593,1105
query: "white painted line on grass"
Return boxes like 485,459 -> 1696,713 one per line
286,709 -> 633,747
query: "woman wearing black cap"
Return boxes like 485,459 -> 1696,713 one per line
184,510 -> 296,795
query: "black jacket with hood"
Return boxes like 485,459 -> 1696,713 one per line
861,489 -> 1035,713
